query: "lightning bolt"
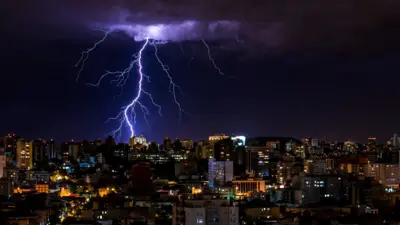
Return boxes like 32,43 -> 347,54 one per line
150,41 -> 184,122
75,29 -> 109,83
121,38 -> 150,138
75,31 -> 184,142
201,39 -> 224,75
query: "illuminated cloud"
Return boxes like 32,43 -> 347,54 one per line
4,0 -> 400,51
104,21 -> 241,41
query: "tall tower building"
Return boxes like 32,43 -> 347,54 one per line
32,139 -> 48,162
62,141 -> 80,161
367,137 -> 377,152
163,137 -> 172,150
388,133 -> 400,148
48,139 -> 56,159
68,143 -> 80,161
16,140 -> 32,169
208,158 -> 233,187
3,133 -> 17,167
0,148 -> 6,178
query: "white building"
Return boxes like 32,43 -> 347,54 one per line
208,159 -> 233,187
311,139 -> 319,148
183,199 -> 238,225
388,133 -> 400,148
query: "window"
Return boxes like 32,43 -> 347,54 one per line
197,218 -> 204,224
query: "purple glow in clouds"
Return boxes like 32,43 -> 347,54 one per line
76,21 -> 233,142
101,20 -> 241,41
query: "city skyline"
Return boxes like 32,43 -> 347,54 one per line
1,132 -> 400,146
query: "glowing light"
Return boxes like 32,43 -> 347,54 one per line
76,23 -> 230,141
75,31 -> 182,141
123,38 -> 149,138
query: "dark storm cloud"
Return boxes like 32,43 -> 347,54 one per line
3,0 -> 400,52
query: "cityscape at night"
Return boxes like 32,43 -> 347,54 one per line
3,0 -> 400,224
0,134 -> 399,224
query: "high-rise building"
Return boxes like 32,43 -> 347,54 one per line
163,137 -> 172,150
32,139 -> 48,162
172,138 -> 183,152
311,139 -> 319,148
62,141 -> 80,161
305,159 -> 327,175
69,143 -> 80,161
48,139 -> 57,159
388,133 -> 400,148
214,139 -> 234,161
367,137 -> 377,152
208,158 -> 233,187
105,136 -> 116,146
243,146 -> 272,178
16,139 -> 32,169
0,148 -> 5,178
277,159 -> 293,184
2,133 -> 17,167
195,141 -> 209,159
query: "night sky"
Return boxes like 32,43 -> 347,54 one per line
2,0 -> 400,143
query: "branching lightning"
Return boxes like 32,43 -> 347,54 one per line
150,41 -> 184,122
76,28 -> 226,142
75,29 -> 109,83
75,31 -> 185,142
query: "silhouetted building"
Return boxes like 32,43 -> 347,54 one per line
214,139 -> 234,161
3,134 -> 17,167
32,139 -> 47,163
105,136 -> 116,146
164,137 -> 172,150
